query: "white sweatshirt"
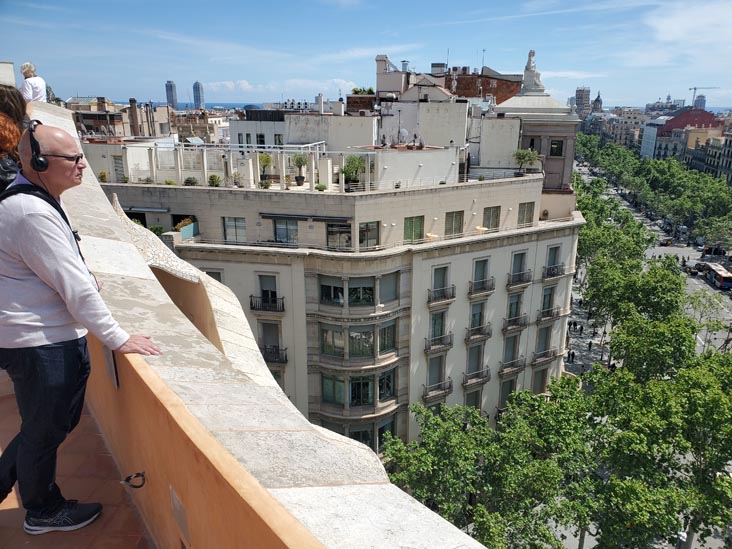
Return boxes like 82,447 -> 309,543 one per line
20,76 -> 47,102
0,178 -> 129,349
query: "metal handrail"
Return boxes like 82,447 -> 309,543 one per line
502,314 -> 529,331
422,378 -> 453,398
507,270 -> 533,287
260,345 -> 288,363
468,277 -> 496,295
249,295 -> 285,312
424,333 -> 454,352
542,264 -> 566,279
427,285 -> 456,303
465,323 -> 492,340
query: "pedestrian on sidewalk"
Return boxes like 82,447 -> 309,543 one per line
588,341 -> 593,351
579,324 -> 584,336
578,298 -> 583,308
571,350 -> 576,363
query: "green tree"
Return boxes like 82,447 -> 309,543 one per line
343,155 -> 365,182
514,149 -> 539,172
258,153 -> 272,175
292,153 -> 308,176
610,311 -> 696,382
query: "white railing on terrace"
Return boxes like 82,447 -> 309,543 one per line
184,217 -> 577,253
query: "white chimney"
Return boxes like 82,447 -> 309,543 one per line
401,60 -> 409,72
317,93 -> 324,114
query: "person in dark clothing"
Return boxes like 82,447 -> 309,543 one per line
0,85 -> 26,191
579,324 -> 584,336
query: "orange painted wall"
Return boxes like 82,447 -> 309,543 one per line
86,340 -> 323,549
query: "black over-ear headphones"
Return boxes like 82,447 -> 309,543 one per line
29,119 -> 48,172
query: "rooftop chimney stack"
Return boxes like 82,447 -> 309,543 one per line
401,60 -> 409,72
129,98 -> 139,136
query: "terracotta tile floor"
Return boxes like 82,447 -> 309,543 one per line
0,395 -> 155,548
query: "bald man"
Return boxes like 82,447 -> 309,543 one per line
0,121 -> 160,535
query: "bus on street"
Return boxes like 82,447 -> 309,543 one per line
705,263 -> 732,290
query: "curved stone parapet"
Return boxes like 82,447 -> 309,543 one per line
27,102 -> 485,548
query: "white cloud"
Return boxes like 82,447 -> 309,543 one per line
543,70 -> 607,79
420,0 -> 663,28
205,80 -> 254,92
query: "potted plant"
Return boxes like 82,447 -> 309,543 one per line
208,174 -> 222,187
98,170 -> 108,182
184,176 -> 199,186
513,148 -> 538,176
292,153 -> 307,185
258,153 -> 272,177
315,183 -> 327,192
343,155 -> 365,192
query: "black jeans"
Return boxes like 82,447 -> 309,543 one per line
0,337 -> 90,516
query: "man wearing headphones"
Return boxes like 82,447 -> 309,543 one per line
0,122 -> 160,535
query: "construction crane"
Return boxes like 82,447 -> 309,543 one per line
689,86 -> 720,104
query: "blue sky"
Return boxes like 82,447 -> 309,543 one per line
2,0 -> 731,108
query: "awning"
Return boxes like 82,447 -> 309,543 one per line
260,213 -> 351,223
124,206 -> 170,213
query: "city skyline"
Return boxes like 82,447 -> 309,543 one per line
2,0 -> 731,108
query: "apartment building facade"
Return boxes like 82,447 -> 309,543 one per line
103,171 -> 581,448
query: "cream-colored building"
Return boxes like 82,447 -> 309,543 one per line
101,49 -> 581,449
103,165 -> 581,447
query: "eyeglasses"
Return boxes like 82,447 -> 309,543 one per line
44,153 -> 84,165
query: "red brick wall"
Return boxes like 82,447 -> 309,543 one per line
453,75 -> 521,104
346,95 -> 376,113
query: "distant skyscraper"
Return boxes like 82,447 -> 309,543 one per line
694,94 -> 706,110
193,81 -> 204,110
165,80 -> 178,110
575,87 -> 591,120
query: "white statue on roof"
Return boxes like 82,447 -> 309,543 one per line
523,49 -> 544,92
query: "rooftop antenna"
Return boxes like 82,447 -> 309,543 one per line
446,48 -> 449,68
482,48 -> 485,68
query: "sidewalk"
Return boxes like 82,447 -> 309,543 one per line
563,272 -> 613,377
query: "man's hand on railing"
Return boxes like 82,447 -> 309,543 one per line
117,335 -> 162,356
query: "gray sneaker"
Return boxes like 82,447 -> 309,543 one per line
24,500 -> 102,535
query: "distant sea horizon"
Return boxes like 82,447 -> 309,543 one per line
114,101 -> 265,110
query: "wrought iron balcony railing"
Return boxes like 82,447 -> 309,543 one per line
465,323 -> 492,341
468,277 -> 496,296
249,295 -> 285,312
424,333 -> 454,353
427,284 -> 456,304
506,270 -> 533,287
260,345 -> 288,364
502,314 -> 529,332
422,378 -> 453,400
542,264 -> 566,279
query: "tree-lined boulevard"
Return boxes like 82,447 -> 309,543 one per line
383,137 -> 732,549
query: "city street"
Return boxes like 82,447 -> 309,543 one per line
562,167 -> 732,548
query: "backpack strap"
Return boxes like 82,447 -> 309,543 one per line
0,184 -> 85,261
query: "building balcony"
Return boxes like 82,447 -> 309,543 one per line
468,277 -> 496,298
249,295 -> 285,313
498,357 -> 527,377
427,285 -> 456,306
260,345 -> 288,364
506,270 -> 533,288
422,378 -> 453,402
465,323 -> 492,343
462,367 -> 491,388
424,333 -> 454,354
536,306 -> 562,323
533,348 -> 559,365
502,313 -> 529,333
542,264 -> 566,279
